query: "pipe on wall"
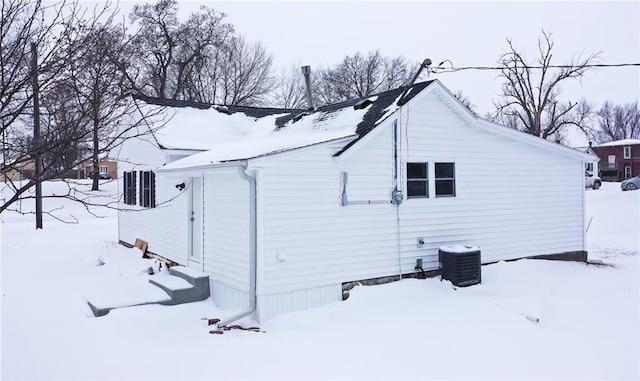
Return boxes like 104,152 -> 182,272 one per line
217,164 -> 257,327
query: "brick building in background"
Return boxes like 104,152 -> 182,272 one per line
592,139 -> 640,182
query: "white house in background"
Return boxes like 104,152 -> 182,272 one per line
573,143 -> 600,175
115,80 -> 594,324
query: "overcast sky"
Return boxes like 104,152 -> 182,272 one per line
116,1 -> 639,115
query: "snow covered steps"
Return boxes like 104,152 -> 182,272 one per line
87,266 -> 210,317
149,266 -> 210,305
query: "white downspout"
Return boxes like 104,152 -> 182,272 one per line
217,164 -> 257,327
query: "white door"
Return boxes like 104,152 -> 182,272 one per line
189,177 -> 203,263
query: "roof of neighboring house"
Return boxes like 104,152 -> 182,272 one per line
573,146 -> 599,159
594,139 -> 640,147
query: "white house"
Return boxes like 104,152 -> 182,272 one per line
573,143 -> 600,176
115,80 -> 594,324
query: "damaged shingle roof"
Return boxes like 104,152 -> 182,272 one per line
132,80 -> 433,138
131,94 -> 303,119
276,80 -> 434,136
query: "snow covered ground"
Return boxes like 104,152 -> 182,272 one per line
1,180 -> 638,380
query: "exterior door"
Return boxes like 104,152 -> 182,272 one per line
189,177 -> 203,264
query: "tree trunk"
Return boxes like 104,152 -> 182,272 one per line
92,106 -> 99,191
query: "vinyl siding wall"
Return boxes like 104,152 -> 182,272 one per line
246,90 -> 585,322
397,91 -> 585,271
251,127 -> 401,321
201,169 -> 251,310
115,122 -> 190,265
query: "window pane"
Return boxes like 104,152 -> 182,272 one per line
407,163 -> 426,179
435,179 -> 455,197
408,180 -> 427,197
435,163 -> 454,178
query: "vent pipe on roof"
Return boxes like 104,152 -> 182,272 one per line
301,66 -> 314,110
397,58 -> 432,105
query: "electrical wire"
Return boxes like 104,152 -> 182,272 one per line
432,63 -> 640,74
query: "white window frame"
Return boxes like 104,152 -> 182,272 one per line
99,166 -> 108,174
608,155 -> 616,165
624,146 -> 631,159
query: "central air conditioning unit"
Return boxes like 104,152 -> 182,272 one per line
438,245 -> 481,287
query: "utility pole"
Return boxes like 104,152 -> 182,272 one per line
31,42 -> 43,229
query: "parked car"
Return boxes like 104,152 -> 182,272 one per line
585,171 -> 601,190
621,175 -> 640,191
98,173 -> 110,180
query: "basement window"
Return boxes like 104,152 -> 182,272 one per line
139,171 -> 156,208
407,163 -> 428,198
123,171 -> 136,205
435,162 -> 456,197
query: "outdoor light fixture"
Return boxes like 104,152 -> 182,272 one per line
175,182 -> 185,191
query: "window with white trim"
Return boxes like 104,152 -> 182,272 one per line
608,155 -> 616,165
624,146 -> 631,159
435,162 -> 456,197
407,163 -> 428,198
99,166 -> 108,174
123,171 -> 136,205
139,171 -> 156,208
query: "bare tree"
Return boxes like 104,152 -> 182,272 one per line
269,65 -> 308,109
65,22 -> 134,190
0,1 -> 167,220
1,0 -> 85,137
314,50 -> 410,105
453,90 -> 478,116
594,101 -> 640,143
127,0 -> 233,100
215,35 -> 275,106
0,0 -> 107,215
493,30 -> 600,141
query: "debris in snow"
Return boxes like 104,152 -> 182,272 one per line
208,325 -> 264,334
202,318 -> 220,326
526,315 -> 540,323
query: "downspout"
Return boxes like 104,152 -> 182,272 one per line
217,164 -> 257,327
394,117 -> 402,279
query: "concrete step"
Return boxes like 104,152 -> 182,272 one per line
87,266 -> 210,317
149,266 -> 210,305
86,280 -> 171,317
169,266 -> 210,297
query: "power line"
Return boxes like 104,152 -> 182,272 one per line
432,63 -> 640,73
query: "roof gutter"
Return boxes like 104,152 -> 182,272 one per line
216,164 -> 257,328
156,159 -> 248,174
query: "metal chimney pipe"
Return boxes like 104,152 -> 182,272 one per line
301,65 -> 314,110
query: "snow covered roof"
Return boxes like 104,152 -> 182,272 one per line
594,139 -> 640,147
140,81 -> 435,170
132,95 -> 301,151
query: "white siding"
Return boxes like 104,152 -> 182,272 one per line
397,92 -> 584,271
244,91 -> 585,322
256,284 -> 342,322
253,127 -> 402,298
115,121 -> 191,265
202,169 -> 251,309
